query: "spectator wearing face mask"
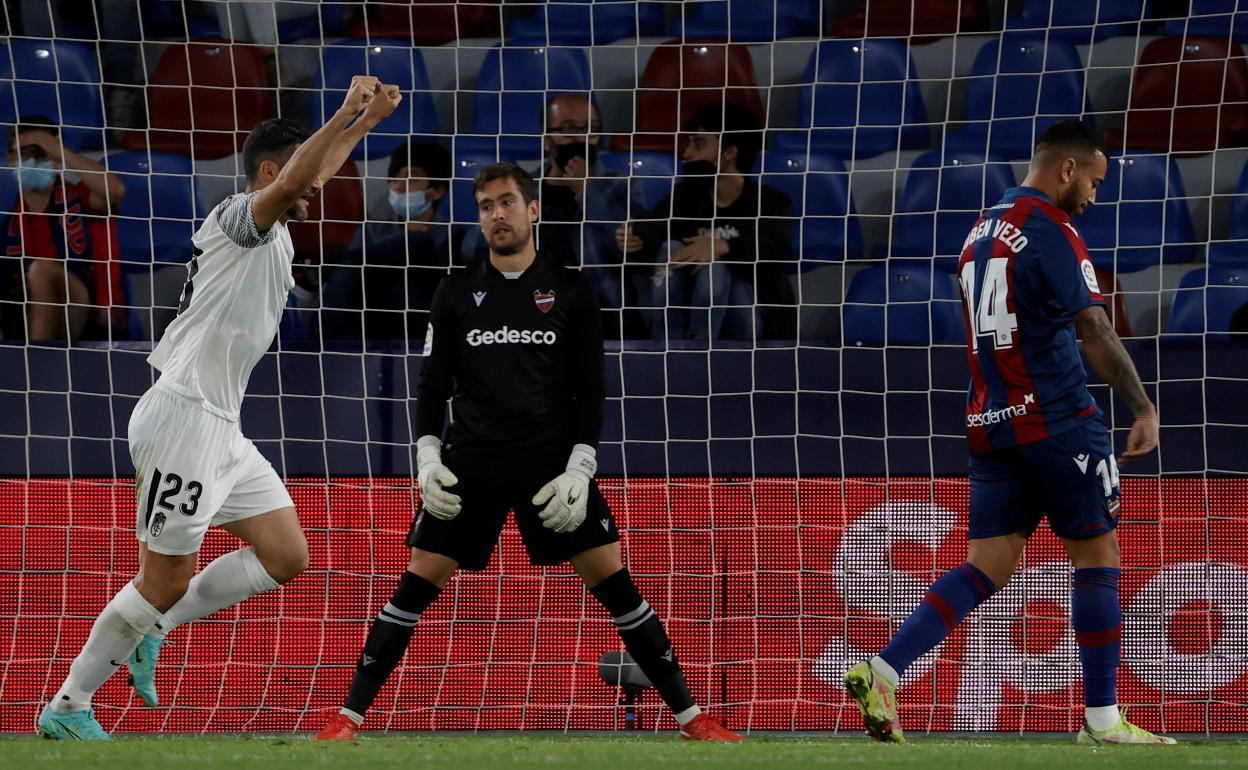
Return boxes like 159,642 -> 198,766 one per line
0,115 -> 126,341
538,92 -> 645,337
320,140 -> 458,342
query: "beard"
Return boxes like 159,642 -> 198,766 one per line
286,201 -> 310,222
1059,186 -> 1086,217
490,226 -> 530,256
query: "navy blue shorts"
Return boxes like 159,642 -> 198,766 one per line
968,419 -> 1121,541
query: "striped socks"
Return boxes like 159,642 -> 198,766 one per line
879,562 -> 996,679
1073,566 -> 1122,722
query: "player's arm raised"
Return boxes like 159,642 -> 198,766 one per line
316,82 -> 403,184
1074,305 -> 1158,465
250,76 -> 391,232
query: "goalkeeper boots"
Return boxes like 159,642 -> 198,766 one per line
1076,711 -> 1177,745
314,713 -> 360,741
679,713 -> 744,742
844,660 -> 905,743
36,705 -> 110,741
127,634 -> 163,707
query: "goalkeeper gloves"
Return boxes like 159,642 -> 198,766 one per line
416,435 -> 461,520
532,444 -> 597,533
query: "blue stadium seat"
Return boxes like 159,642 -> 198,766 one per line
885,151 -> 1017,270
0,40 -> 106,151
1209,160 -> 1248,267
107,152 -> 205,267
842,261 -> 965,346
508,2 -> 665,45
1163,0 -> 1248,42
1167,265 -> 1248,338
311,40 -> 440,160
1076,152 -> 1198,273
760,148 -> 862,262
449,136 -> 503,226
597,151 -> 676,212
780,38 -> 928,160
1006,0 -> 1146,43
472,46 -> 593,162
678,0 -> 821,42
946,34 -> 1091,159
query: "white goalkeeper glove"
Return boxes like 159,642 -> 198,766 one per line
532,444 -> 597,533
416,435 -> 461,521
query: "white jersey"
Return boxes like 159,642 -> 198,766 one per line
148,191 -> 295,422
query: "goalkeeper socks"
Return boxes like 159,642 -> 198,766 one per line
1072,567 -> 1122,711
878,562 -> 996,679
51,581 -> 164,712
342,570 -> 442,719
158,547 -> 280,637
591,569 -> 698,722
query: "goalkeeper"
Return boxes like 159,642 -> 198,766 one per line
316,163 -> 740,742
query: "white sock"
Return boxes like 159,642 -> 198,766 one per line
870,656 -> 900,688
673,705 -> 702,726
52,581 -> 164,712
1086,705 -> 1121,732
338,707 -> 365,725
157,548 -> 280,637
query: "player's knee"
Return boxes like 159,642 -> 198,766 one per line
264,541 -> 309,585
26,259 -> 63,297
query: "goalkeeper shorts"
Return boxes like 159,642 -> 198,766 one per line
406,449 -> 618,571
129,381 -> 294,556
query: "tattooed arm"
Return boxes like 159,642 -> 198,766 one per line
1074,305 -> 1158,465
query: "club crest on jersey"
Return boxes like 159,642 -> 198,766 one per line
534,289 -> 556,314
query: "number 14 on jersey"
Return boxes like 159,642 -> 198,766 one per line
960,258 -> 1019,351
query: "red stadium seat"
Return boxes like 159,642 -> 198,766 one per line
288,159 -> 364,259
832,0 -> 990,39
344,1 -> 501,45
623,40 -> 765,153
1096,267 -> 1134,338
123,40 -> 277,160
1106,36 -> 1248,153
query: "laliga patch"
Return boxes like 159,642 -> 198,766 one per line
422,322 -> 434,356
1081,259 -> 1101,294
534,289 -> 556,314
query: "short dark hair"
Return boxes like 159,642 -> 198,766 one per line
242,118 -> 313,182
472,162 -> 537,204
1034,119 -> 1104,161
8,114 -> 57,153
684,102 -> 763,174
388,140 -> 452,189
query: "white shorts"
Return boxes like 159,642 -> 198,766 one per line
129,382 -> 294,556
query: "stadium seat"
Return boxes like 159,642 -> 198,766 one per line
471,46 -> 593,161
677,0 -> 821,43
507,1 -> 665,45
1163,0 -> 1248,43
780,38 -> 929,160
1167,265 -> 1248,338
885,150 -> 1017,270
1006,0 -> 1146,43
1208,160 -> 1248,267
274,3 -> 347,42
107,152 -> 205,267
310,41 -> 440,160
842,261 -> 965,346
288,159 -> 364,258
122,40 -> 276,160
0,40 -> 106,151
761,148 -> 862,261
627,41 -> 765,153
343,0 -> 501,45
832,0 -> 990,39
1106,36 -> 1248,154
1075,152 -> 1198,272
946,34 -> 1091,159
597,150 -> 676,212
449,136 -> 503,226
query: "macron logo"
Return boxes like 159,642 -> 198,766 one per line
1074,454 -> 1090,474
473,291 -> 486,307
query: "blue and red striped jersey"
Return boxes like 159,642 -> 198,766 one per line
956,186 -> 1106,454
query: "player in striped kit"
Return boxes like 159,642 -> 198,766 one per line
36,76 -> 401,741
844,121 -> 1175,745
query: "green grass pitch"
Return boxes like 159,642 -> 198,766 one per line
4,734 -> 1245,769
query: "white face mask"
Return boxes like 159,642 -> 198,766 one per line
16,158 -> 55,192
389,189 -> 431,220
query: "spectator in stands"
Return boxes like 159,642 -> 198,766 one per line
0,115 -> 125,341
539,92 -> 645,337
617,103 -> 795,340
320,140 -> 456,342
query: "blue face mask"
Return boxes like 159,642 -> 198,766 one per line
16,158 -> 55,192
389,189 -> 432,220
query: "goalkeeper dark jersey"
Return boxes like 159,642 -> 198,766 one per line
415,253 -> 605,457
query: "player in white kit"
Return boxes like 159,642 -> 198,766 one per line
37,76 -> 401,741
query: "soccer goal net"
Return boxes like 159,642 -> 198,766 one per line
0,0 -> 1245,735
